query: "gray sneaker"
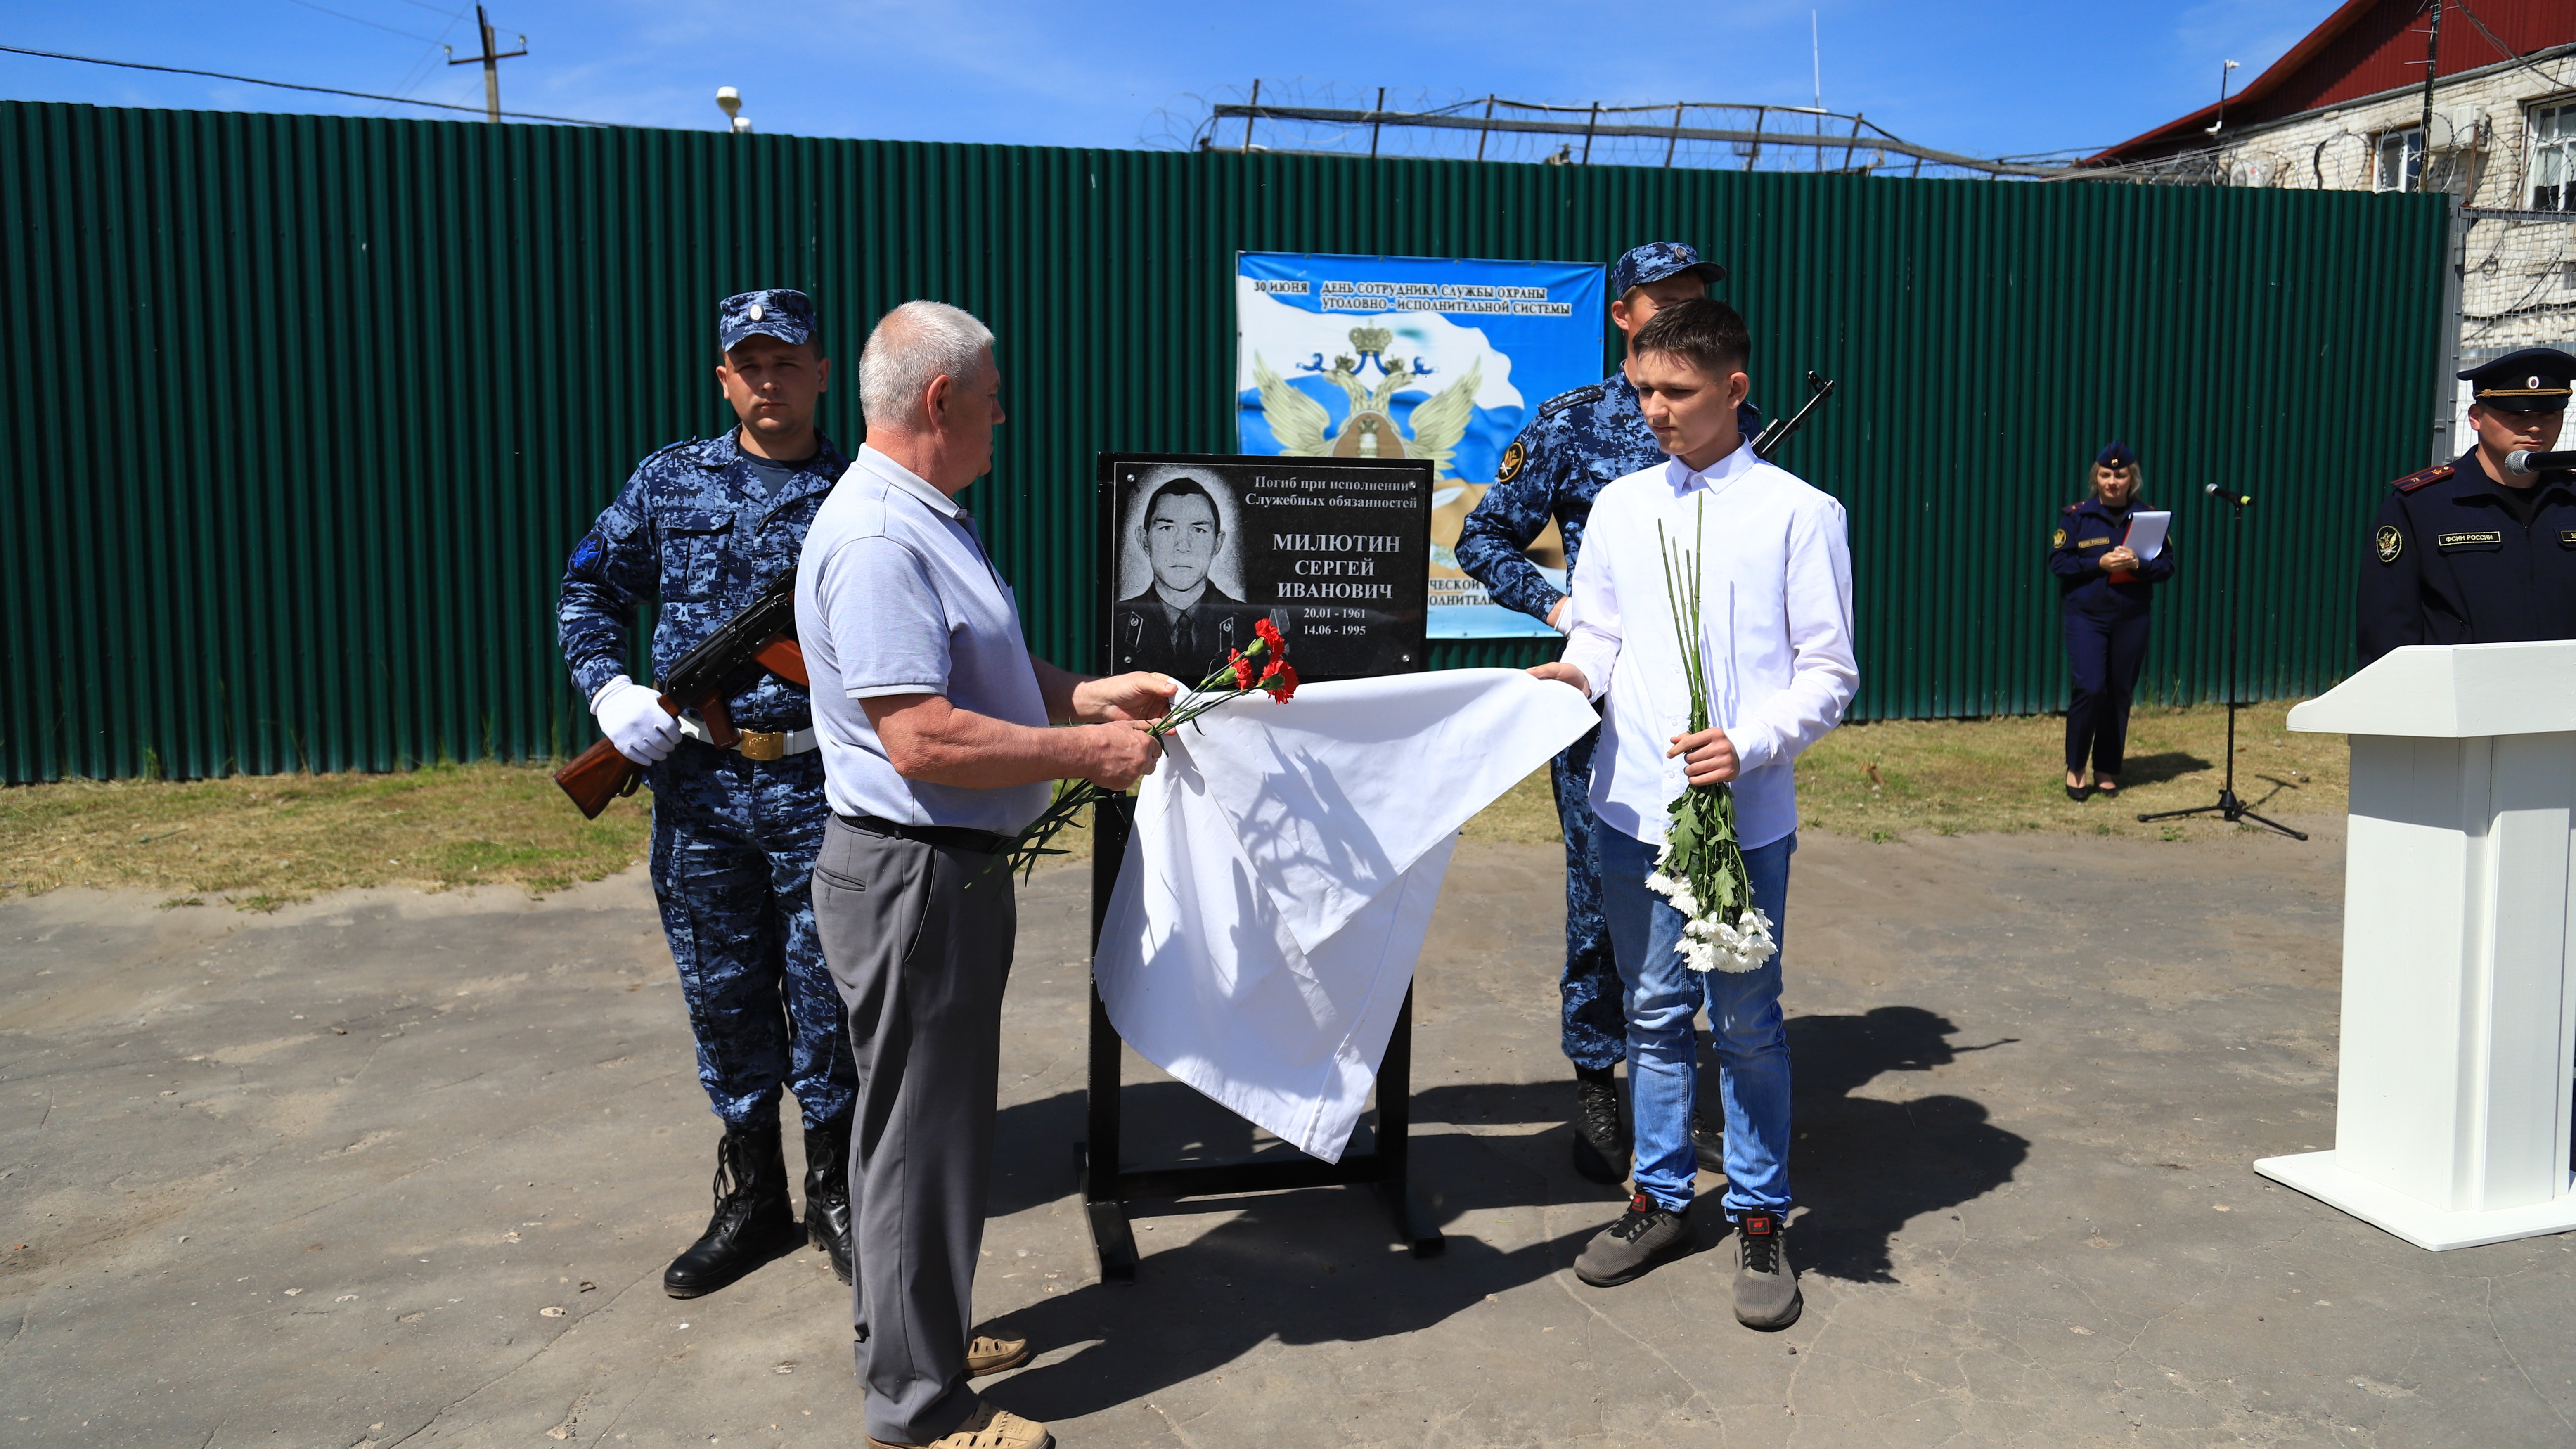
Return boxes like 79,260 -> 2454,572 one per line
1731,1210 -> 1802,1329
1574,1192 -> 1694,1287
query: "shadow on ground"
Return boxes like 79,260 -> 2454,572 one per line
2105,750 -> 2210,787
973,1003 -> 2027,1422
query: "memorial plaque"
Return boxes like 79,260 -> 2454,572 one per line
1098,452 -> 1432,684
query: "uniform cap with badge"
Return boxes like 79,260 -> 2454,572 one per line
1609,241 -> 1725,297
2095,440 -> 2138,470
2458,347 -> 2575,414
719,288 -> 819,352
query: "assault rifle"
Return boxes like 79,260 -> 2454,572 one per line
553,568 -> 809,819
1750,370 -> 1838,462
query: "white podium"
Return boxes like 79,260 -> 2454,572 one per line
2261,641 -> 2576,1250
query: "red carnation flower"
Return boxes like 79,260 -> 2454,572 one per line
1262,659 -> 1299,701
1229,650 -> 1257,691
1254,617 -> 1285,654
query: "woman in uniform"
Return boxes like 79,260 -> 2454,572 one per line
2049,442 -> 2176,800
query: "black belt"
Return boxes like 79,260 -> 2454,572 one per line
839,814 -> 1009,856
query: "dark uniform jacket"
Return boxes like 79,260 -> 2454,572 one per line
558,429 -> 850,732
1455,370 -> 1760,622
2049,497 -> 2177,619
2357,451 -> 2576,665
1113,583 -> 1265,679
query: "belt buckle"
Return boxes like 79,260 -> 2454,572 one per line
737,729 -> 787,762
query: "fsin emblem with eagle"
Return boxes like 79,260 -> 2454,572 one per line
1252,326 -> 1482,478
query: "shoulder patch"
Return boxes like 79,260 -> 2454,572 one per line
2393,462 -> 2454,493
2376,523 -> 2403,564
1537,383 -> 1608,419
2051,527 -> 2067,548
1496,439 -> 1527,483
567,530 -> 608,578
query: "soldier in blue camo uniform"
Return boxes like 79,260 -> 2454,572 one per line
1455,242 -> 1760,1186
559,289 -> 861,1298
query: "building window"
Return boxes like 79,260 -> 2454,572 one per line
2376,128 -> 2424,192
2531,101 -> 2576,211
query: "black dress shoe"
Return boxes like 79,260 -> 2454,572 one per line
2065,783 -> 2090,802
664,1122 -> 801,1299
804,1118 -> 855,1285
1690,1107 -> 1725,1174
1570,1074 -> 1631,1184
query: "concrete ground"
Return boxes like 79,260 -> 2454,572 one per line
5,817 -> 2574,1448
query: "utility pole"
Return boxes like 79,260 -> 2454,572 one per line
445,5 -> 526,124
2418,0 -> 2443,192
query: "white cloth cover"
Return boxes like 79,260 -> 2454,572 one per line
1093,668 -> 1598,1161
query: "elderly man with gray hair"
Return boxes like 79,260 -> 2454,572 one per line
796,300 -> 1174,1449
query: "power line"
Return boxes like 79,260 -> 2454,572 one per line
281,0 -> 447,45
0,42 -> 618,126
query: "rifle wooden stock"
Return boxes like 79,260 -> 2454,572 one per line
554,737 -> 642,819
696,693 -> 739,748
753,635 -> 808,686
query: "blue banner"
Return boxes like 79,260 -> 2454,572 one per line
1235,253 -> 1605,639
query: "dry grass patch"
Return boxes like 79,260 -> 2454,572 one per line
1,701 -> 2340,910
0,763 -> 654,909
1462,700 -> 2342,848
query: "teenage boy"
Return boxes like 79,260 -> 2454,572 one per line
1531,297 -> 1857,1328
1456,241 -> 1754,1185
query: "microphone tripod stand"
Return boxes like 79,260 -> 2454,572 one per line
2136,484 -> 2307,842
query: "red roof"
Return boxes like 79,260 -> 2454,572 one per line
2089,0 -> 2576,165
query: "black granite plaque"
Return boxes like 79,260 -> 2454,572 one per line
1098,452 -> 1431,684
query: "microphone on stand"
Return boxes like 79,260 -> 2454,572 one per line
2504,449 -> 2576,475
2204,482 -> 2252,507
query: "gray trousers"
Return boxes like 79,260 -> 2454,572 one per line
812,815 -> 1017,1445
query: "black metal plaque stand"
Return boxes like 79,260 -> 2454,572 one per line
1079,793 -> 1444,1283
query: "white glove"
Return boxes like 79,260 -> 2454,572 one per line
593,676 -> 683,765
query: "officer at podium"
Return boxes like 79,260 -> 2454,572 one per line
2358,348 -> 2576,665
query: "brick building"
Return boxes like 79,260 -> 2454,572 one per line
2087,0 -> 2576,462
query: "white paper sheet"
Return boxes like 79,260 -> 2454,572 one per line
2123,510 -> 2170,562
1091,669 -> 1598,1161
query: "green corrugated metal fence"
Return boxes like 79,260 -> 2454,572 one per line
0,102 -> 2450,783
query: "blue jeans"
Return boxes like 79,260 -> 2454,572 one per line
1598,824 -> 1795,1218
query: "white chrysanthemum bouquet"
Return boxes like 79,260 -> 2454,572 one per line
1646,499 -> 1777,974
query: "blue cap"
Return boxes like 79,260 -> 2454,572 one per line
2458,347 -> 2576,414
1610,241 -> 1725,296
719,289 -> 817,352
2096,440 -> 2138,469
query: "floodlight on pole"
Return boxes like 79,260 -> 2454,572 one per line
2204,59 -> 2240,135
716,86 -> 741,124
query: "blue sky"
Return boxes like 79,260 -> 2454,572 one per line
2,1 -> 2330,161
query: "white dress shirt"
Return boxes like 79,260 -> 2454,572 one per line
1560,442 -> 1858,850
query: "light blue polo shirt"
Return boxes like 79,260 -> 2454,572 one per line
794,445 -> 1053,833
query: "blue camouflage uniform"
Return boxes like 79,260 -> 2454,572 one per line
558,291 -> 857,1135
1454,242 -> 1762,1072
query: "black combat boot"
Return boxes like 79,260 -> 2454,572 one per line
803,1118 -> 855,1285
1570,1066 -> 1631,1184
663,1122 -> 800,1299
